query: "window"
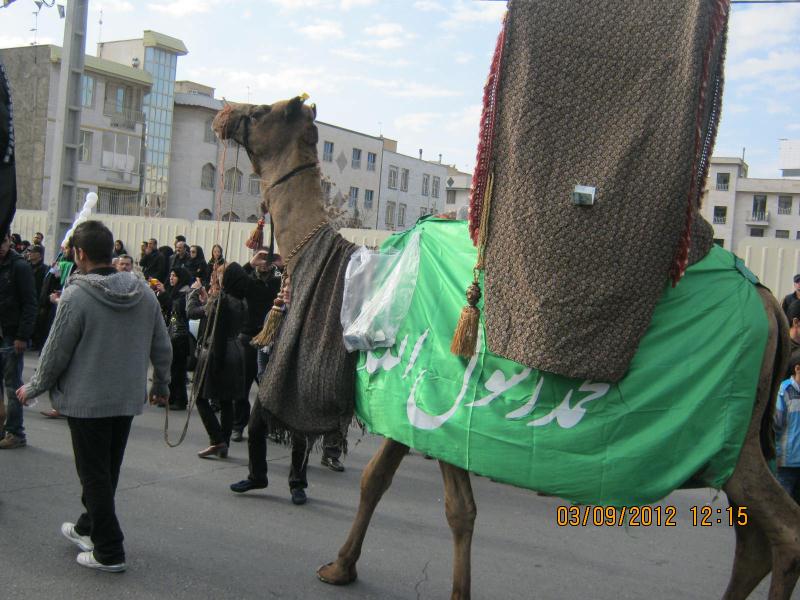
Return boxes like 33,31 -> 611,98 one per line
400,168 -> 409,192
221,211 -> 240,222
422,174 -> 430,196
388,166 -> 398,189
432,176 -> 440,198
323,141 -> 334,162
779,196 -> 793,215
367,152 -> 376,172
749,228 -> 764,237
713,238 -> 725,248
352,148 -> 362,169
248,174 -> 261,196
321,179 -> 332,199
198,209 -> 213,221
716,172 -> 730,191
776,230 -> 790,239
398,203 -> 406,227
75,187 -> 90,212
78,130 -> 92,163
364,189 -> 374,209
420,207 -> 427,217
201,163 -> 216,190
712,206 -> 727,224
204,118 -> 215,143
797,231 -> 800,240
752,195 -> 767,220
446,189 -> 456,205
349,186 -> 359,208
385,201 -> 396,226
80,74 -> 95,108
100,131 -> 140,173
224,167 -> 243,193
247,214 -> 259,223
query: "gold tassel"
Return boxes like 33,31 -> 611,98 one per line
451,172 -> 494,358
251,302 -> 285,347
450,281 -> 482,357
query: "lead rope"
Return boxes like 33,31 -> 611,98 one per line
163,142 -> 241,447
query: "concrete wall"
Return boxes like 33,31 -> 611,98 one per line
0,46 -> 51,210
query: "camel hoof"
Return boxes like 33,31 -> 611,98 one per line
317,561 -> 358,586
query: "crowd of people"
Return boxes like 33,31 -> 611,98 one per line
0,222 -> 348,572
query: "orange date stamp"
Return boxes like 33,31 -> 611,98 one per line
556,505 -> 749,527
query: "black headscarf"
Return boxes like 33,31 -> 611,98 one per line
170,266 -> 193,299
222,262 -> 249,300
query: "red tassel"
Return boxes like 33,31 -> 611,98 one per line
245,217 -> 265,250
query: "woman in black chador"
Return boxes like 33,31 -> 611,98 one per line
188,262 -> 249,458
157,267 -> 193,410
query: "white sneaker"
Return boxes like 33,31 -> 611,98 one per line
76,551 -> 126,573
61,522 -> 93,552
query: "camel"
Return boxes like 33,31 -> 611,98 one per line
213,96 -> 800,600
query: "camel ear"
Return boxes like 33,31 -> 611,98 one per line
284,96 -> 304,121
303,123 -> 319,146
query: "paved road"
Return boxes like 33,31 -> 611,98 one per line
0,353 -> 789,599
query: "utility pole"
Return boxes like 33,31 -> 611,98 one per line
45,0 -> 88,260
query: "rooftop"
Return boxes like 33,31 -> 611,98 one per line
49,45 -> 152,87
143,30 -> 188,56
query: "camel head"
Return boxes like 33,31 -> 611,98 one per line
212,96 -> 319,184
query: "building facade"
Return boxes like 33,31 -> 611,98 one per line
702,156 -> 800,249
316,122 -> 386,229
0,44 -> 151,215
378,150 -> 449,231
444,165 -> 471,220
2,34 -> 471,231
98,31 -> 188,216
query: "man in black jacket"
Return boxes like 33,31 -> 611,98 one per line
139,239 -> 165,283
27,245 -> 47,299
234,250 -> 282,440
0,232 -> 36,448
782,274 -> 800,318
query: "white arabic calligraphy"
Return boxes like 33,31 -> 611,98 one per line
365,330 -> 610,432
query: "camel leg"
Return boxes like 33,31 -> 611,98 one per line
439,460 -> 476,600
723,288 -> 800,600
317,438 -> 409,585
720,499 -> 771,600
724,439 -> 800,600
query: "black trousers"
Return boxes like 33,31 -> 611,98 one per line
233,336 -> 257,432
169,336 -> 189,409
196,396 -> 232,446
247,401 -> 311,490
67,416 -> 133,565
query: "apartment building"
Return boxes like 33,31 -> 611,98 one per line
444,165 -> 471,220
3,33 -> 470,231
0,44 -> 151,215
97,31 -> 187,216
378,150 -> 449,231
316,122 -> 386,229
702,156 -> 800,249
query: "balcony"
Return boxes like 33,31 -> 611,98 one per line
715,183 -> 729,191
745,211 -> 770,225
713,216 -> 726,225
103,101 -> 144,130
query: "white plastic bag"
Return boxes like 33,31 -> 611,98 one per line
341,231 -> 421,351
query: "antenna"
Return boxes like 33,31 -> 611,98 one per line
98,9 -> 103,44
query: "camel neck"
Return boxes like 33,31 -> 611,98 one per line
267,168 -> 327,260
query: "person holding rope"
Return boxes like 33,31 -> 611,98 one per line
189,262 -> 249,458
16,220 -> 171,572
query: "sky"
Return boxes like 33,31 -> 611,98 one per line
1,0 -> 798,178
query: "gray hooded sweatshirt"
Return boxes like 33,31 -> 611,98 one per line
25,270 -> 172,418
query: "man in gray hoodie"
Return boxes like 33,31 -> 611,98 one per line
17,220 -> 172,573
